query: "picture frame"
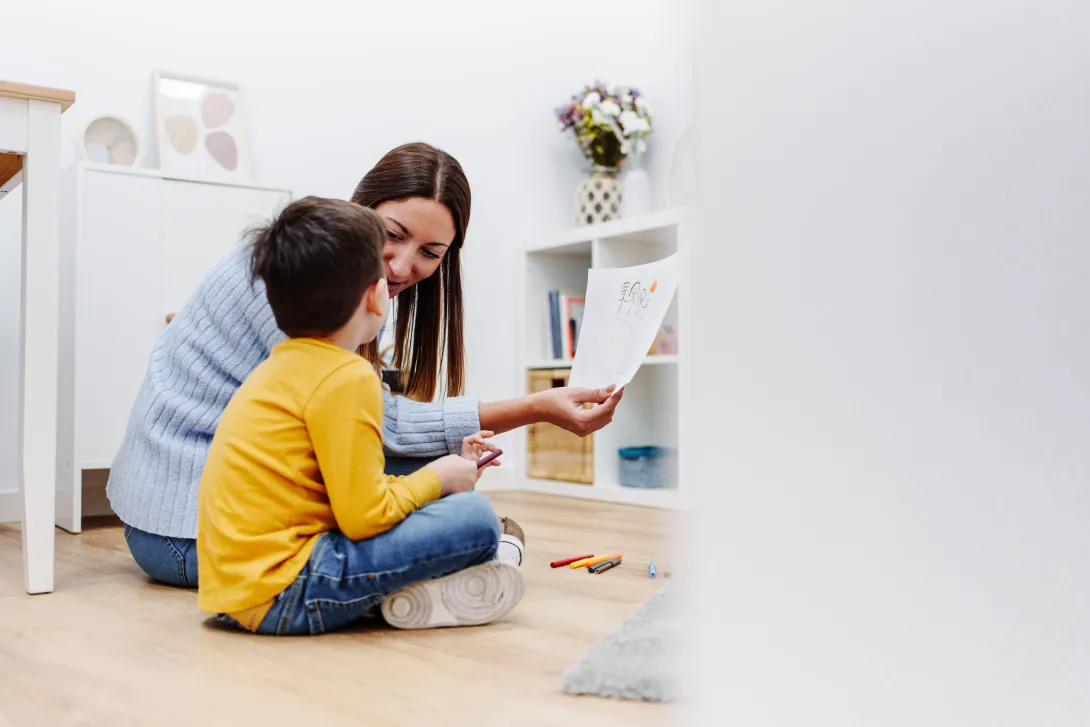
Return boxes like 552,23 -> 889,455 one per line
151,70 -> 253,181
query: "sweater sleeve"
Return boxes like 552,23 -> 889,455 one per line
381,386 -> 481,457
306,363 -> 441,541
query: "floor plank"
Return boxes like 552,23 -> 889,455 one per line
0,492 -> 680,727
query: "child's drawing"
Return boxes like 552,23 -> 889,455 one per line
594,317 -> 633,385
626,282 -> 642,315
569,252 -> 683,391
617,282 -> 633,313
635,286 -> 648,319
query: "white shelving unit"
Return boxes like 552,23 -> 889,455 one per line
505,208 -> 691,510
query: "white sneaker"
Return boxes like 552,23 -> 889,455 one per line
496,533 -> 524,567
380,560 -> 525,630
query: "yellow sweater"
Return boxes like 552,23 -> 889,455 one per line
196,337 -> 442,628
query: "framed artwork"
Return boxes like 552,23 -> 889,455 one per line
152,70 -> 252,181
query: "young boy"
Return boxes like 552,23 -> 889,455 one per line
196,196 -> 524,635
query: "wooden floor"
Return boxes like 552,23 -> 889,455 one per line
0,492 -> 680,727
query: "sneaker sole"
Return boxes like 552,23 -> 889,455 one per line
380,560 -> 525,630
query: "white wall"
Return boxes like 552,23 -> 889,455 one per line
0,0 -> 691,494
687,1 -> 1090,725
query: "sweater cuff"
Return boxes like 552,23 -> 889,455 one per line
443,396 -> 481,455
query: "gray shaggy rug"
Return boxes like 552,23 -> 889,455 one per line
558,583 -> 680,702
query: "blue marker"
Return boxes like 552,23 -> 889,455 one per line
649,560 -> 656,578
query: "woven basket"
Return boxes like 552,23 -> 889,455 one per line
526,369 -> 593,484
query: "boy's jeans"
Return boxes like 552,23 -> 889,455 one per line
221,491 -> 500,635
129,491 -> 500,634
124,455 -> 439,589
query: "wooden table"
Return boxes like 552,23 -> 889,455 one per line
0,80 -> 74,594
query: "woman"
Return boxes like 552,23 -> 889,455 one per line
106,142 -> 622,588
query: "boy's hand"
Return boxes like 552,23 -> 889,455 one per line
427,454 -> 481,497
461,430 -> 501,468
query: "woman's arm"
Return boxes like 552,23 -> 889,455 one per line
381,387 -> 481,456
380,384 -> 625,457
479,385 -> 624,437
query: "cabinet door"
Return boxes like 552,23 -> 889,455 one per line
75,171 -> 163,466
158,181 -> 290,318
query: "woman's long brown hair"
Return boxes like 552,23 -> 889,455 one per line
352,142 -> 470,402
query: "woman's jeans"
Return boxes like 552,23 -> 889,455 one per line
124,523 -> 202,587
124,454 -> 442,590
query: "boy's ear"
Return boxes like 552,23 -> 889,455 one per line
366,278 -> 389,316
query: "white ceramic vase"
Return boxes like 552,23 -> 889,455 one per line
573,167 -> 623,226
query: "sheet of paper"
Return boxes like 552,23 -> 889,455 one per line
568,251 -> 682,390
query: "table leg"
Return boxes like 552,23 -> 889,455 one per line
19,99 -> 61,595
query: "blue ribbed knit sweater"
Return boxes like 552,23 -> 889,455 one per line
106,243 -> 481,539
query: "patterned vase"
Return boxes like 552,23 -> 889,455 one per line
573,166 -> 623,226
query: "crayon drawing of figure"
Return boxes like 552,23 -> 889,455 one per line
635,287 -> 649,319
625,282 -> 643,316
617,281 -> 632,313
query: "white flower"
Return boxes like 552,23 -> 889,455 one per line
634,138 -> 647,155
627,117 -> 651,134
618,109 -> 640,131
583,91 -> 601,108
620,140 -> 632,155
605,83 -> 618,95
598,99 -> 621,117
635,97 -> 654,116
620,92 -> 633,106
590,109 -> 606,124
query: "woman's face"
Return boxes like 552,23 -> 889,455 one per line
374,197 -> 456,298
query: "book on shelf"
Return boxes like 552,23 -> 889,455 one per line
545,288 -> 586,361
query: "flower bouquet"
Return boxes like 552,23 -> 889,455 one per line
556,81 -> 654,225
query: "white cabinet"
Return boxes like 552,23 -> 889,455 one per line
71,170 -> 164,476
56,164 -> 291,532
159,180 -> 283,316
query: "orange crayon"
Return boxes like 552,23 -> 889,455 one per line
581,554 -> 622,569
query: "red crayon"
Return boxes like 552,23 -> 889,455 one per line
550,554 -> 594,568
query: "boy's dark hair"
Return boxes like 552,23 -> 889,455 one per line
249,196 -> 386,338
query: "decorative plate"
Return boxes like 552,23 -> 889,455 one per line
78,115 -> 142,166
